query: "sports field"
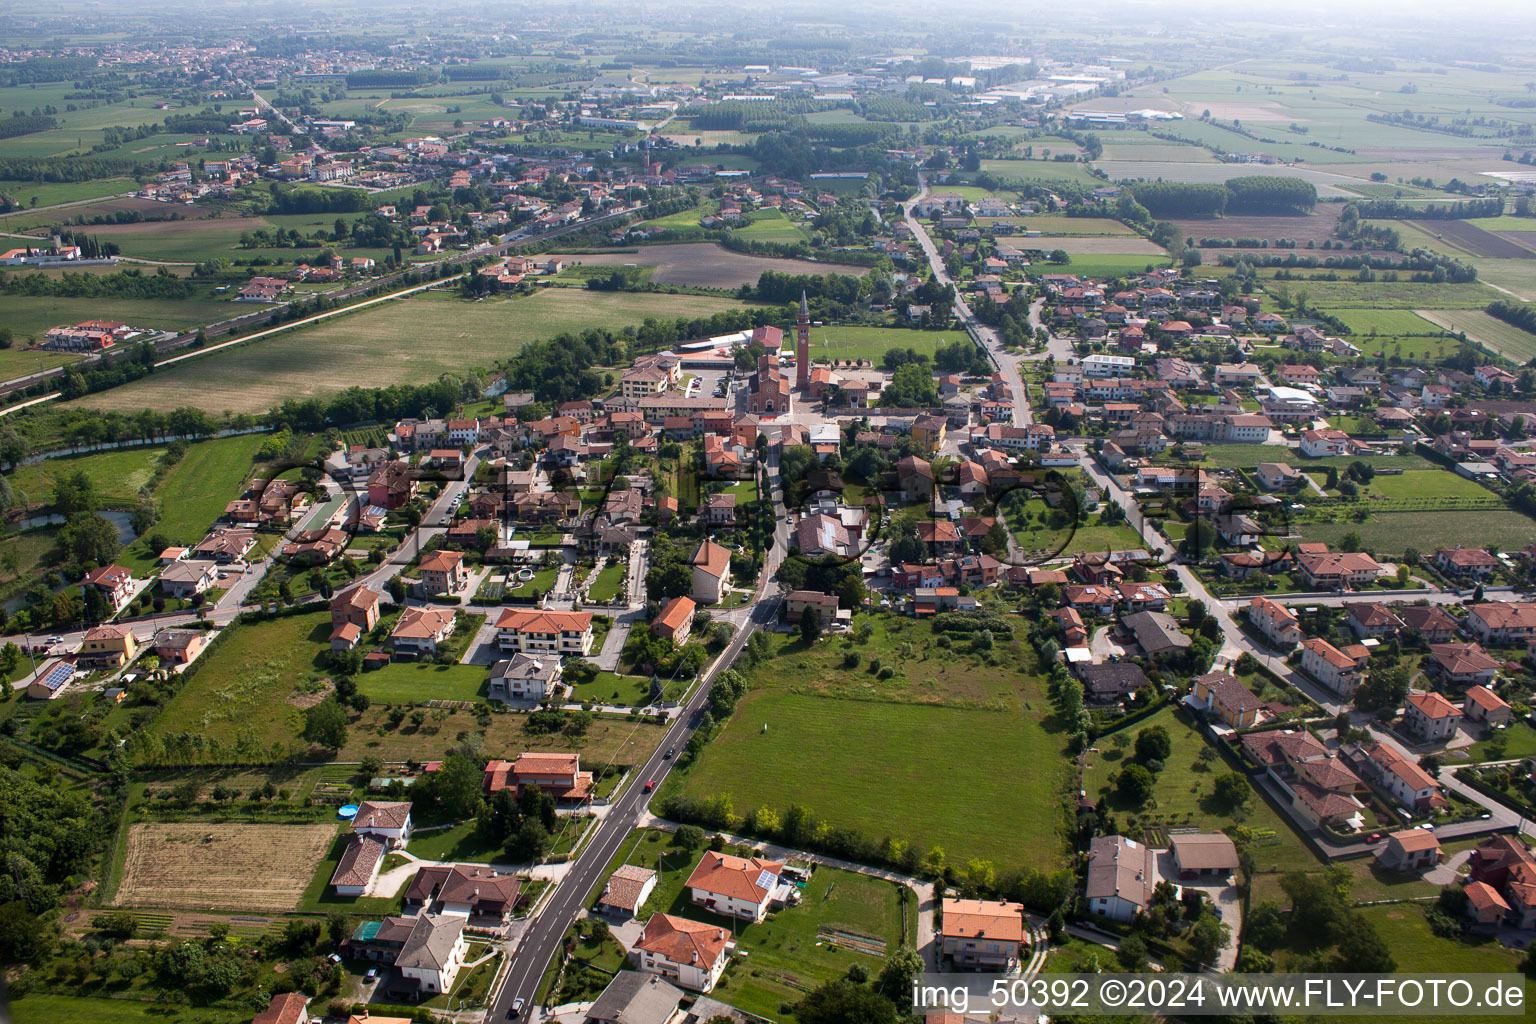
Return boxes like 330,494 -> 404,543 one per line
1416,309 -> 1536,362
73,289 -> 753,414
674,616 -> 1072,871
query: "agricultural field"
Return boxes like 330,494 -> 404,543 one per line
72,289 -> 753,414
1410,219 -> 1536,260
1097,160 -> 1363,198
1415,309 -> 1536,363
978,158 -> 1104,187
672,613 -> 1073,871
113,822 -> 336,912
9,994 -> 251,1024
0,177 -> 139,210
1468,258 -> 1536,302
1008,215 -> 1139,236
731,208 -> 811,244
1265,277 -> 1496,310
1011,235 -> 1166,255
1058,253 -> 1175,277
356,662 -> 489,704
59,216 -> 271,263
552,242 -> 870,289
1173,206 -> 1344,246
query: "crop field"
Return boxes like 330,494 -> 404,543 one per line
1412,220 -> 1535,260
1096,160 -> 1361,197
1328,308 -> 1445,335
74,289 -> 752,414
0,177 -> 138,210
978,158 -> 1103,186
1267,278 -> 1496,310
1465,259 -> 1536,302
1415,309 -> 1536,362
1172,206 -> 1343,245
731,209 -> 810,244
114,822 -> 336,912
1009,215 -> 1138,236
552,242 -> 870,289
52,216 -> 268,263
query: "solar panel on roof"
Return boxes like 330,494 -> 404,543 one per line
755,868 -> 776,891
43,663 -> 73,688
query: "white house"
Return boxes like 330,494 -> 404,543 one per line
686,851 -> 783,922
1085,835 -> 1155,923
396,914 -> 468,995
351,801 -> 413,846
632,913 -> 732,992
1247,596 -> 1300,648
159,559 -> 218,599
489,654 -> 563,702
495,609 -> 594,655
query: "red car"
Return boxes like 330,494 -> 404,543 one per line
1366,833 -> 1383,843
643,780 -> 656,793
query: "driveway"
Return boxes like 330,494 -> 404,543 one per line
1156,850 -> 1240,971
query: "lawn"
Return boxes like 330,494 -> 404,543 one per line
146,612 -> 328,760
731,208 -> 811,244
1058,253 -> 1174,276
586,562 -> 625,603
8,445 -> 163,508
673,614 -> 1072,871
407,819 -> 505,863
0,176 -> 138,209
807,325 -> 962,364
9,994 -> 251,1024
979,158 -> 1104,186
1356,469 -> 1494,501
1464,720 -> 1536,762
1007,503 -> 1147,560
569,670 -> 654,707
357,662 -> 489,704
73,289 -> 756,415
1082,704 -> 1322,905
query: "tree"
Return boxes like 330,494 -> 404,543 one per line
58,512 -> 120,564
1355,662 -> 1410,714
675,824 -> 707,850
1188,916 -> 1230,966
882,362 -> 938,408
794,981 -> 898,1024
1245,899 -> 1286,952
302,699 -> 348,749
799,609 -> 822,644
428,748 -> 485,820
875,942 -> 923,1004
52,469 -> 96,516
0,900 -> 52,964
1134,725 -> 1172,766
1116,933 -> 1149,972
1211,771 -> 1250,812
1116,763 -> 1155,806
1332,913 -> 1396,972
507,819 -> 550,862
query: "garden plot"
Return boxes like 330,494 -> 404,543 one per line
114,823 -> 336,913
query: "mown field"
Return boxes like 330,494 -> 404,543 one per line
1416,309 -> 1536,363
807,325 -> 956,363
9,994 -> 250,1024
1,295 -> 250,345
72,289 -> 754,414
552,242 -> 870,289
672,614 -> 1072,871
1301,509 -> 1536,556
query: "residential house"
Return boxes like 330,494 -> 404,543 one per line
252,993 -> 310,1024
1247,596 -> 1301,648
940,898 -> 1025,971
1464,881 -> 1512,928
1192,671 -> 1262,728
686,851 -> 784,922
652,596 -> 696,644
159,559 -> 217,599
1428,643 -> 1501,686
82,565 -> 134,611
78,624 -> 138,668
1463,684 -> 1511,727
585,972 -> 684,1024
1436,547 -> 1500,578
1376,829 -> 1442,873
632,914 -> 731,992
690,539 -> 733,604
1295,550 -> 1383,591
331,834 -> 386,895
1466,603 -> 1536,645
598,865 -> 659,918
1361,743 -> 1443,811
1347,602 -> 1405,639
331,586 -> 381,632
482,753 -> 593,803
1301,637 -> 1367,697
1122,610 -> 1191,661
1085,835 -> 1156,923
1078,662 -> 1147,704
153,628 -> 208,665
495,609 -> 594,656
1170,833 -> 1239,880
489,654 -> 562,704
403,863 -> 520,920
896,456 -> 934,501
395,913 -> 468,995
1399,605 -> 1459,643
1404,691 -> 1463,743
418,550 -> 469,595
390,607 -> 456,657
784,590 -> 840,627
1254,462 -> 1300,491
352,801 -> 413,846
